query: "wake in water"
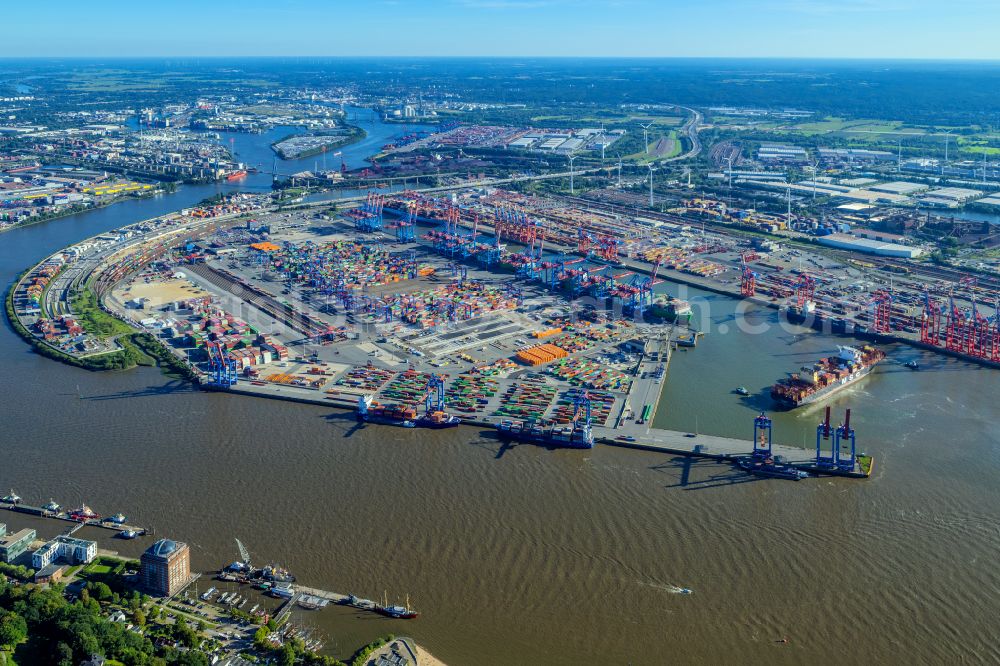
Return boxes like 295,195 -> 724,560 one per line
640,581 -> 693,595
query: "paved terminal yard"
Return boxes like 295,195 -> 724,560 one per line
39,188 -> 894,478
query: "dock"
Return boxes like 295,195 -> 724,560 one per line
0,502 -> 151,535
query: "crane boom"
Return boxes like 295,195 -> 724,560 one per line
236,538 -> 250,566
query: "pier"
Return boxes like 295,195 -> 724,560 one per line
0,502 -> 150,535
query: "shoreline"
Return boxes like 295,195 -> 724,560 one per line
271,124 -> 368,161
0,188 -> 167,237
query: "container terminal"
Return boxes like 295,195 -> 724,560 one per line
30,181 -> 1000,479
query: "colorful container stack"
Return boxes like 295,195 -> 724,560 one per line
514,343 -> 569,366
493,379 -> 557,420
546,358 -> 630,392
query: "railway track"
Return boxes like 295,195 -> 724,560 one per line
565,194 -> 1000,296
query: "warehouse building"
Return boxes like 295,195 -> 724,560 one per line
816,233 -> 924,258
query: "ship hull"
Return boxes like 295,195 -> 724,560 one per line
771,364 -> 875,409
498,428 -> 594,449
416,420 -> 461,429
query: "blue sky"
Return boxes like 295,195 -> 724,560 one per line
3,0 -> 998,58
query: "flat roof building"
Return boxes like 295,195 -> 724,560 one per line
31,535 -> 96,569
870,181 -> 929,196
0,528 -> 35,563
141,539 -> 191,597
816,233 -> 924,258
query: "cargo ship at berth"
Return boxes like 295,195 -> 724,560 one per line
771,345 -> 885,409
416,410 -> 461,429
226,170 -> 248,181
496,419 -> 594,449
357,396 -> 460,428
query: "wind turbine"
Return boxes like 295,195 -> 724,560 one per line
683,166 -> 692,188
568,154 -> 577,194
640,123 -> 653,154
616,154 -> 623,188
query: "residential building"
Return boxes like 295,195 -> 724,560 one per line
31,535 -> 96,569
141,539 -> 191,597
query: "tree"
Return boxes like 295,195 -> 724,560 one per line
133,608 -> 146,627
88,582 -> 113,602
0,610 -> 27,648
253,626 -> 270,651
280,643 -> 297,666
56,641 -> 74,666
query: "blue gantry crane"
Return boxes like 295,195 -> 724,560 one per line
752,412 -> 773,458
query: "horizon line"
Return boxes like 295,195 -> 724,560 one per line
3,55 -> 1000,62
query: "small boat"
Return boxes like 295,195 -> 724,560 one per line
200,587 -> 217,601
903,360 -> 919,370
119,529 -> 139,539
69,504 -> 100,521
401,420 -> 416,428
270,583 -> 295,599
734,386 -> 750,396
679,588 -> 693,595
108,512 -> 128,525
2,489 -> 21,504
42,499 -> 61,512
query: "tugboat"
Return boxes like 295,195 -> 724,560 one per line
376,592 -> 419,619
107,513 -> 128,525
2,489 -> 21,505
119,529 -> 139,539
42,499 -> 61,513
69,504 -> 101,521
734,386 -> 750,396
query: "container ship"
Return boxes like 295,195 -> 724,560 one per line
359,401 -> 418,426
496,419 -> 594,449
357,396 -> 460,428
416,409 -> 461,429
771,345 -> 885,409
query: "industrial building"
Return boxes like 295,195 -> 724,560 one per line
32,535 -> 97,569
757,143 -> 809,164
141,538 -> 191,597
816,233 -> 924,258
870,181 -> 929,196
818,148 -> 894,163
0,527 -> 35,563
